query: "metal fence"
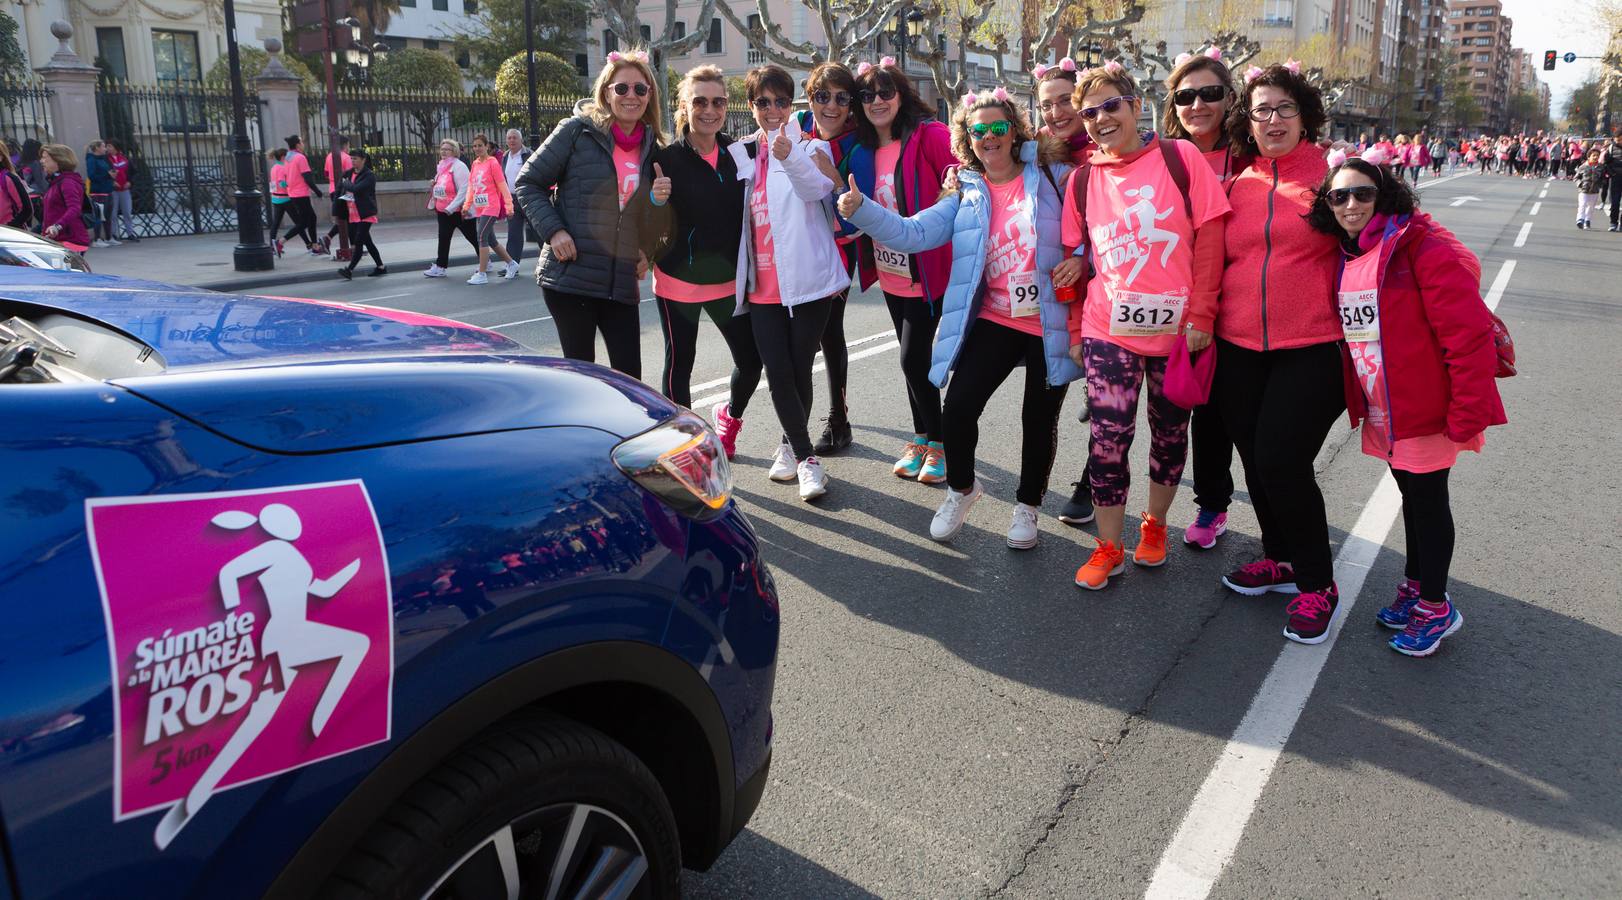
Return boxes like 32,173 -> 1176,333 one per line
0,79 -> 53,149
95,82 -> 266,238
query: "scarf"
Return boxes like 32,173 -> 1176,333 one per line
612,121 -> 645,151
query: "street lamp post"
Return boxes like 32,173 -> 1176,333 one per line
524,0 -> 541,150
223,0 -> 274,271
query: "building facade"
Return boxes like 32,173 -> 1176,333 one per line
1448,0 -> 1513,132
5,0 -> 281,84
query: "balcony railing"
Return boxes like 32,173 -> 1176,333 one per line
1255,16 -> 1294,27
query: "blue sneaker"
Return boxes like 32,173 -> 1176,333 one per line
918,441 -> 946,484
1376,579 -> 1423,629
893,439 -> 927,479
1389,599 -> 1463,657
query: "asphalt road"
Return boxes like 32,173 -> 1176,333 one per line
244,168 -> 1622,898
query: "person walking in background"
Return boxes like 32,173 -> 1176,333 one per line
337,150 -> 385,279
845,56 -> 957,487
1574,148 -> 1605,229
0,143 -> 33,229
322,135 -> 352,259
38,143 -> 90,255
1306,151 -> 1505,656
425,138 -> 478,277
266,147 -> 290,256
1603,135 -> 1622,231
517,49 -> 665,378
18,139 -> 47,231
459,133 -> 518,285
499,129 -> 531,277
650,64 -> 763,459
83,140 -> 114,247
282,135 -> 324,255
105,139 -> 136,242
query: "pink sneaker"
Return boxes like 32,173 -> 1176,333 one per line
712,402 -> 742,460
1183,508 -> 1227,550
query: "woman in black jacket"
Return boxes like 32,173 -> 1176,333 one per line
648,65 -> 762,458
338,150 -> 385,279
515,50 -> 664,378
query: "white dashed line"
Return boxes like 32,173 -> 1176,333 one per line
1514,222 -> 1533,247
1530,202 -> 1541,216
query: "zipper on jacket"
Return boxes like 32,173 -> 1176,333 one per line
1260,159 -> 1278,351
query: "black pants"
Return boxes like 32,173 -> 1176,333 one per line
506,208 -> 527,264
343,220 -> 382,271
326,199 -> 349,246
655,295 -> 761,415
1214,338 -> 1346,591
1391,467 -> 1454,602
284,197 -> 318,246
751,297 -> 833,460
884,292 -> 943,442
1190,398 -> 1234,513
820,251 -> 857,422
943,319 -> 1068,506
268,202 -> 287,240
436,210 -> 479,268
543,288 -> 643,378
1611,183 -> 1621,227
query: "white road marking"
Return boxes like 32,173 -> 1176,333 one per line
1412,171 -> 1473,191
689,330 -> 895,395
1144,261 -> 1515,900
693,338 -> 901,410
1514,222 -> 1533,247
1539,188 -> 1549,198
353,291 -> 415,303
487,295 -> 656,330
1530,202 -> 1541,215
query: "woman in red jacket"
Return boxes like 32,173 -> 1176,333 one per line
1214,63 -> 1345,645
1306,152 -> 1505,656
39,143 -> 91,254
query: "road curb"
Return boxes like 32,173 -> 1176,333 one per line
197,253 -> 482,292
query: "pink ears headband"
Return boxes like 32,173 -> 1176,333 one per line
1328,146 -> 1392,170
607,50 -> 648,64
856,56 -> 897,76
1245,58 -> 1301,83
1033,57 -> 1077,80
960,86 -> 1012,108
1174,47 -> 1224,66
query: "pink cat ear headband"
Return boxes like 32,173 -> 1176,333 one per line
1245,58 -> 1301,83
606,50 -> 648,64
1174,47 -> 1224,66
1032,58 -> 1077,80
856,56 -> 897,76
960,86 -> 1012,108
1327,146 -> 1391,174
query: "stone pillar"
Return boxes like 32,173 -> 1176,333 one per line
255,39 -> 304,151
34,21 -> 101,153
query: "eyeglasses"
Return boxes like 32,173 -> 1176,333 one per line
812,89 -> 853,107
1172,85 -> 1229,106
1079,95 -> 1135,121
859,87 -> 898,104
968,120 -> 1012,141
689,96 -> 725,109
1248,102 -> 1300,122
610,82 -> 650,97
1326,185 -> 1378,207
751,96 -> 792,110
1038,97 -> 1074,114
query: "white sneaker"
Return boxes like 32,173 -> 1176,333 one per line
930,479 -> 985,542
424,264 -> 446,278
92,239 -> 109,248
504,260 -> 520,280
466,271 -> 489,285
797,456 -> 829,501
768,442 -> 797,482
106,238 -> 121,246
1007,502 -> 1039,550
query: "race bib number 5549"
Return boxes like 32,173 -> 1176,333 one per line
1338,289 -> 1379,343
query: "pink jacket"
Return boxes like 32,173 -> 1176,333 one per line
849,120 -> 956,300
42,171 -> 90,250
1218,140 -> 1340,351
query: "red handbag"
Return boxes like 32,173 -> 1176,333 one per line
1165,339 -> 1217,410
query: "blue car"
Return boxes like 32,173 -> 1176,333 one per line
0,269 -> 778,899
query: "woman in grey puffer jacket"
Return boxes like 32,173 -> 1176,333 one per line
515,51 -> 665,378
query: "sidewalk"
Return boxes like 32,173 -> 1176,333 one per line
85,216 -> 480,292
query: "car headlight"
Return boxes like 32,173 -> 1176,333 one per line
612,411 -> 732,519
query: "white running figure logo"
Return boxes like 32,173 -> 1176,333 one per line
152,502 -> 370,849
1122,184 -> 1179,285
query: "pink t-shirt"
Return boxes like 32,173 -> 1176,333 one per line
653,269 -> 734,303
268,162 -> 288,197
700,145 -> 720,169
871,140 -> 923,298
979,175 -> 1042,338
747,174 -> 780,305
613,145 -> 641,209
284,151 -> 312,198
1066,140 -> 1232,357
326,151 -> 352,192
465,156 -> 509,217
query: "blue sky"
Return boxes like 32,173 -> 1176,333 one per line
1500,0 -> 1608,113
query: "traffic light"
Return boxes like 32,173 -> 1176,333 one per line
1544,50 -> 1557,70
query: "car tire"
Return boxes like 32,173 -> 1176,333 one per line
320,711 -> 683,900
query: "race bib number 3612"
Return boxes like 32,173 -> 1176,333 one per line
1109,290 -> 1185,337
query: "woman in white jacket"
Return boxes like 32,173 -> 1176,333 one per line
733,65 -> 851,501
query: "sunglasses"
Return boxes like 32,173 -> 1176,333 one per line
859,87 -> 898,104
1079,95 -> 1135,121
610,82 -> 650,97
1172,85 -> 1229,106
812,89 -> 853,107
1327,185 -> 1378,207
1037,97 -> 1074,114
1248,102 -> 1300,122
689,96 -> 725,109
968,120 -> 1011,141
751,96 -> 792,110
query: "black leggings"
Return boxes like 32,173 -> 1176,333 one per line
326,200 -> 349,244
655,295 -> 762,415
1214,338 -> 1346,591
943,319 -> 1068,506
344,220 -> 382,271
884,292 -> 943,442
1190,398 -> 1234,513
1392,467 -> 1454,602
543,289 -> 643,378
820,250 -> 857,422
436,210 -> 479,268
284,197 -> 318,246
268,202 -> 287,240
751,297 -> 833,460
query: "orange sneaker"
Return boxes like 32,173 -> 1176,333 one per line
1075,539 -> 1127,590
1133,512 -> 1168,567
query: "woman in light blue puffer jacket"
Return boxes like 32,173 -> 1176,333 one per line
840,90 -> 1082,550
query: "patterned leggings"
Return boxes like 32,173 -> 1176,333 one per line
1084,338 -> 1191,508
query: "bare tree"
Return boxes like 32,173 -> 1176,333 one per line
708,0 -> 909,70
595,0 -> 723,127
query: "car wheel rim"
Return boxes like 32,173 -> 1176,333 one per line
421,802 -> 650,900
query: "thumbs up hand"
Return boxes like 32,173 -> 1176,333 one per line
772,130 -> 792,161
837,173 -> 865,219
650,162 -> 671,204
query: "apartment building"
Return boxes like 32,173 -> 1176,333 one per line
5,0 -> 281,84
1448,0 -> 1514,131
1414,0 -> 1452,127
